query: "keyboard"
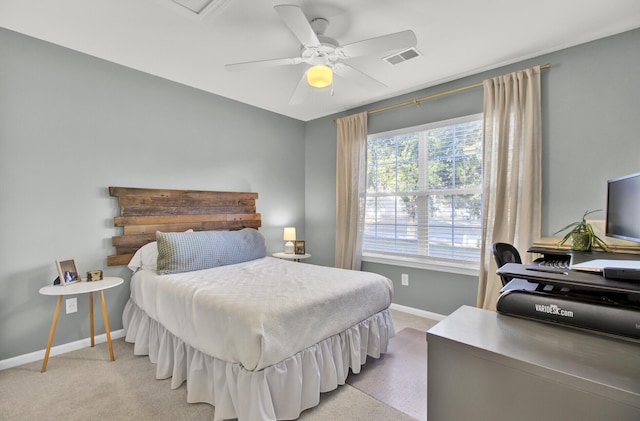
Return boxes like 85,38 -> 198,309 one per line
533,258 -> 570,269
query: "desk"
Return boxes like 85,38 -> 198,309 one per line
427,305 -> 640,420
38,277 -> 123,372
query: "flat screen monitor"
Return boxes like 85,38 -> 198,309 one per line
606,172 -> 640,243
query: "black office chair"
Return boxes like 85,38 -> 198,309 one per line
492,242 -> 522,286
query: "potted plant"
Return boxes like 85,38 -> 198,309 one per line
553,210 -> 611,252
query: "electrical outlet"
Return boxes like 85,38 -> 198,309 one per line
401,273 -> 409,286
66,298 -> 78,314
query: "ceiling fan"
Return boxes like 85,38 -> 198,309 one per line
225,4 -> 417,104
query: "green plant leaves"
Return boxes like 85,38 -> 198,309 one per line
553,209 -> 611,251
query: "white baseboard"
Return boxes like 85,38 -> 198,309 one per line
390,303 -> 447,321
0,329 -> 125,371
2,306 -> 444,370
2,306 -> 443,370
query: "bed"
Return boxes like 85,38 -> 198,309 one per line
109,187 -> 395,420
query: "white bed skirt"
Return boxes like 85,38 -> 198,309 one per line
122,299 -> 395,421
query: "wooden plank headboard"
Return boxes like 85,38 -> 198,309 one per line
108,186 -> 261,266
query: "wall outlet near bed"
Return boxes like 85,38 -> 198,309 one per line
66,298 -> 77,314
401,274 -> 409,286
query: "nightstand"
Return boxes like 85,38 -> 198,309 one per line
38,276 -> 124,372
272,252 -> 312,262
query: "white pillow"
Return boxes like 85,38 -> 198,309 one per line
127,241 -> 159,272
127,229 -> 193,272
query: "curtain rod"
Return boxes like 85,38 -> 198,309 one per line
360,63 -> 550,117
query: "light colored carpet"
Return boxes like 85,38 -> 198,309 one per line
0,340 -> 216,420
0,338 -> 418,420
346,328 -> 428,421
0,310 -> 437,420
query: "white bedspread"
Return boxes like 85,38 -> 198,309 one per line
129,256 -> 393,371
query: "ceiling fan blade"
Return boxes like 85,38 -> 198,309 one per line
274,4 -> 320,47
288,72 -> 310,105
333,63 -> 387,91
338,30 -> 417,58
225,56 -> 301,72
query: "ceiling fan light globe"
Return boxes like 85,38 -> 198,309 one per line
306,65 -> 333,88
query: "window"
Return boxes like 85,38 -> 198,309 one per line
363,114 -> 483,273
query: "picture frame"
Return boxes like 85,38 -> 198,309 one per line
294,240 -> 306,255
86,270 -> 103,282
56,259 -> 81,285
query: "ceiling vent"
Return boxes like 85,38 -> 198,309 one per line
167,0 -> 232,18
383,47 -> 421,65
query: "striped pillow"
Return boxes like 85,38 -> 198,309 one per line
156,228 -> 266,275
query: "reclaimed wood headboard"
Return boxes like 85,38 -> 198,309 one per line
108,186 -> 261,266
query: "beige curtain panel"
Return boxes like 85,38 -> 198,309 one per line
335,112 -> 368,270
477,66 -> 542,310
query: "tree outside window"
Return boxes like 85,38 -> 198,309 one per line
364,114 -> 483,263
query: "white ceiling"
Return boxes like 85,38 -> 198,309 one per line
2,0 -> 640,121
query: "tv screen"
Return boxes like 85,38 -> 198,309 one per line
606,172 -> 640,243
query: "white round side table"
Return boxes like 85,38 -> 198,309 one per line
272,252 -> 312,262
38,276 -> 124,372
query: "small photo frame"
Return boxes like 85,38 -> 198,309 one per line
86,270 -> 103,282
294,240 -> 306,255
56,259 -> 81,285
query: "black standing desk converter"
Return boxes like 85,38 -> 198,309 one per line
496,263 -> 640,341
498,262 -> 640,295
528,245 -> 640,265
528,245 -> 640,281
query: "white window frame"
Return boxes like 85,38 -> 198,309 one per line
362,113 -> 483,276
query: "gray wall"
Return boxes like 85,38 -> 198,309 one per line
305,28 -> 640,315
2,26 -> 639,361
0,28 -> 305,361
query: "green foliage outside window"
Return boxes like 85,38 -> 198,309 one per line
364,115 -> 483,262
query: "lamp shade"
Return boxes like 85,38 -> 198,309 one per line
283,227 -> 296,241
306,65 -> 333,88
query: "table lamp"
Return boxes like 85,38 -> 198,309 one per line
283,227 -> 296,254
